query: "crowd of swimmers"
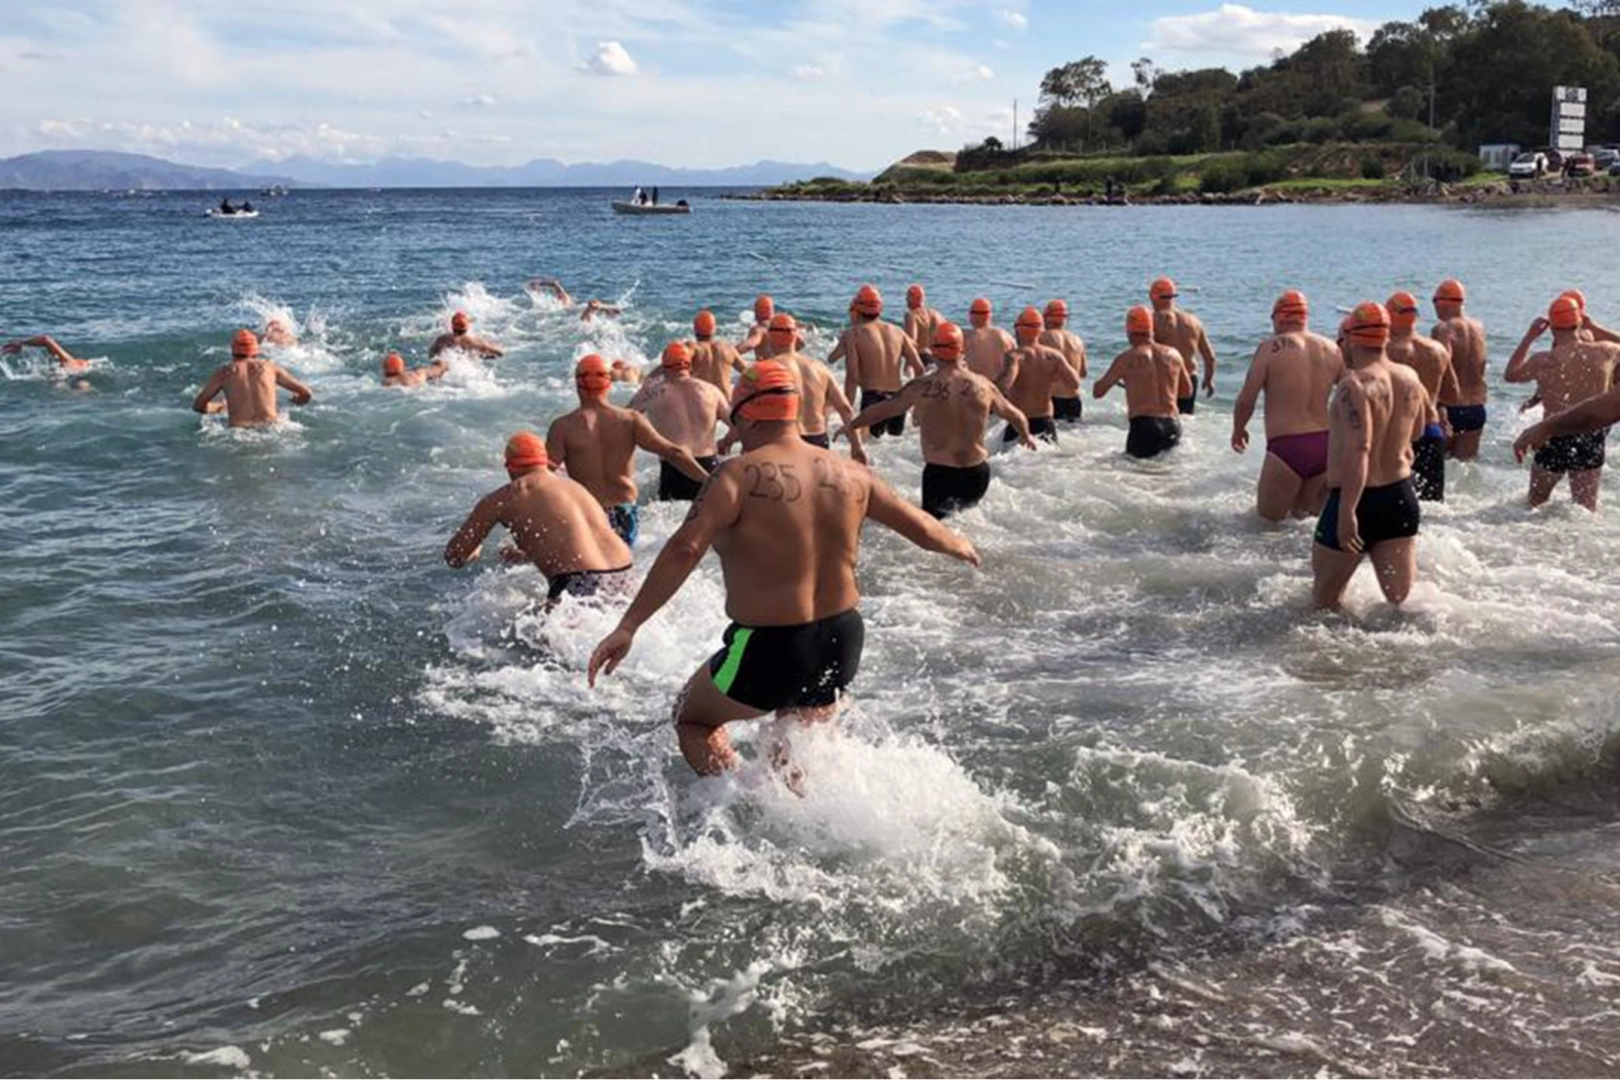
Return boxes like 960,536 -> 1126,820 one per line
11,274 -> 1620,782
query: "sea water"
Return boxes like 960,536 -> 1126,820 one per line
3,189 -> 1620,1077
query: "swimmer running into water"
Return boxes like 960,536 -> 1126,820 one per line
689,309 -> 746,394
1385,291 -> 1457,503
738,295 -> 805,360
444,432 -> 634,607
1231,291 -> 1344,520
1038,299 -> 1088,423
997,306 -> 1080,444
428,311 -> 504,360
191,329 -> 313,427
903,284 -> 943,363
587,360 -> 980,778
759,314 -> 866,460
627,342 -> 734,502
1430,279 -> 1487,461
963,298 -> 1015,380
836,285 -> 924,439
1149,277 -> 1217,412
1094,306 -> 1192,459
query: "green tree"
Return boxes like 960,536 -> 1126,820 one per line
1038,56 -> 1114,144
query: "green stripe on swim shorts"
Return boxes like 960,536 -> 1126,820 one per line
712,628 -> 754,695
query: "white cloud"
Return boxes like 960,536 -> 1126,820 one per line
792,64 -> 826,80
460,93 -> 497,109
950,65 -> 994,85
587,40 -> 638,77
916,106 -> 963,136
1145,4 -> 1378,61
999,10 -> 1027,32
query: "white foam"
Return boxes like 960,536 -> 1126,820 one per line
181,1045 -> 251,1068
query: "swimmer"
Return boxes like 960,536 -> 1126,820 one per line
428,311 -> 504,360
754,314 -> 867,463
903,284 -> 944,362
1149,277 -> 1217,412
963,298 -> 1016,380
838,285 -> 924,440
546,354 -> 709,546
611,359 -> 643,385
1094,306 -> 1192,459
586,359 -> 981,778
1311,302 -> 1428,611
1503,296 -> 1620,510
690,310 -> 746,393
580,298 -> 622,323
2,334 -> 91,374
191,329 -> 313,427
1231,291 -> 1344,521
380,351 -> 448,388
845,321 -> 1035,517
996,307 -> 1080,444
1385,291 -> 1457,502
262,318 -> 298,348
1566,289 -> 1620,345
1038,299 -> 1088,423
1430,278 -> 1487,461
738,294 -> 805,359
443,432 -> 634,608
627,342 -> 734,502
527,277 -> 573,305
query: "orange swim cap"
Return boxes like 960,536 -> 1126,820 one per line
1043,299 -> 1068,325
1560,288 -> 1588,314
730,360 -> 800,422
575,353 -> 612,394
969,297 -> 991,327
1125,305 -> 1153,337
767,312 -> 798,341
451,310 -> 470,331
383,352 -> 406,376
1150,277 -> 1177,303
1549,295 -> 1583,331
1014,306 -> 1043,341
1386,291 -> 1419,329
754,294 -> 774,321
1433,279 -> 1466,304
231,329 -> 259,358
1344,301 -> 1391,347
854,284 -> 882,316
1272,290 -> 1308,321
505,431 -> 548,474
906,284 -> 925,308
661,341 -> 692,371
694,309 -> 717,337
932,321 -> 964,360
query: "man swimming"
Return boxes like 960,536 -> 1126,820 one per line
191,329 -> 313,427
997,307 -> 1080,444
262,319 -> 298,348
627,342 -> 733,502
527,277 -> 573,306
1149,277 -> 1217,413
764,314 -> 866,460
846,322 -> 1036,517
444,432 -> 634,607
1503,296 -> 1620,510
690,309 -> 746,394
1385,291 -> 1457,502
1431,278 -> 1487,461
1311,302 -> 1428,611
2,334 -> 91,374
839,284 -> 924,440
380,351 -> 448,388
586,360 -> 980,777
1094,306 -> 1192,459
963,298 -> 1015,380
903,284 -> 943,363
546,354 -> 709,546
1231,291 -> 1344,520
1038,299 -> 1088,423
428,311 -> 504,360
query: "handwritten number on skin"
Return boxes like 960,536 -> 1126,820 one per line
744,462 -> 802,501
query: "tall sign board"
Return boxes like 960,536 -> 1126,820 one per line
1552,86 -> 1587,153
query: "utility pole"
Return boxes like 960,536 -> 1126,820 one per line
1013,98 -> 1018,150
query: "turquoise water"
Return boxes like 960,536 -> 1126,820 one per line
5,189 -> 1620,1077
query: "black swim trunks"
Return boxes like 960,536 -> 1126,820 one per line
1534,430 -> 1607,473
1177,394 -> 1196,416
1314,478 -> 1421,552
1444,403 -> 1487,433
859,389 -> 905,438
546,565 -> 633,602
1003,416 -> 1057,444
921,461 -> 991,518
801,432 -> 831,449
657,455 -> 719,502
707,609 -> 865,711
1126,415 -> 1181,459
1052,396 -> 1083,423
1412,425 -> 1446,502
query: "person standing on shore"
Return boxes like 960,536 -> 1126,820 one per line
1430,279 -> 1487,461
1094,306 -> 1192,459
628,343 -> 732,502
841,285 -> 924,439
546,354 -> 709,545
996,307 -> 1079,444
963,298 -> 1015,380
429,311 -> 504,360
1230,291 -> 1343,520
904,285 -> 943,363
585,360 -> 981,779
763,315 -> 867,460
1503,296 -> 1620,510
690,310 -> 745,394
1149,277 -> 1217,413
1383,291 -> 1456,502
1038,299 -> 1088,423
1311,302 -> 1427,611
191,329 -> 313,427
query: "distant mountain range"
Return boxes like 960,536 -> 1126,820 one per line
0,150 -> 871,191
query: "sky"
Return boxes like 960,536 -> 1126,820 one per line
2,0 -> 1430,172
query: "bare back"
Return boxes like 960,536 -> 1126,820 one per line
908,365 -> 997,467
846,320 -> 911,392
1326,361 -> 1426,488
1249,331 -> 1343,438
498,472 -> 632,575
1154,308 -> 1204,379
707,440 -> 871,625
1002,344 -> 1072,420
632,375 -> 725,455
905,307 -> 941,356
778,351 -> 837,435
1530,341 -> 1619,415
1434,315 -> 1487,405
691,340 -> 740,393
219,360 -> 283,427
1038,328 -> 1087,383
1104,344 -> 1188,418
547,404 -> 643,505
1386,332 -> 1451,405
964,327 -> 1015,379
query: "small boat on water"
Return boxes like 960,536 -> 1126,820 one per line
204,209 -> 260,219
611,199 -> 690,215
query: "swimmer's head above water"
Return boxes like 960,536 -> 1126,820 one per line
382,352 -> 406,376
231,329 -> 259,359
505,431 -> 548,477
451,310 -> 470,333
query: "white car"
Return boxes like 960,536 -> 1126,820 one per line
1508,151 -> 1547,178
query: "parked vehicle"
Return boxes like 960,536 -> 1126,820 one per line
1536,147 -> 1565,172
1592,147 -> 1620,170
1565,152 -> 1596,177
1508,151 -> 1548,178
1609,160 -> 1620,177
